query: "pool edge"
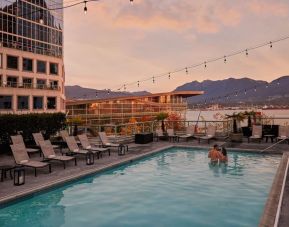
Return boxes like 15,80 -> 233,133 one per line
259,152 -> 289,227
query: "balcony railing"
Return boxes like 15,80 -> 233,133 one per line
1,82 -> 61,91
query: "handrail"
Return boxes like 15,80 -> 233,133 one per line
260,138 -> 287,153
274,157 -> 289,227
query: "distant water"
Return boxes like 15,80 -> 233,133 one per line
186,109 -> 289,126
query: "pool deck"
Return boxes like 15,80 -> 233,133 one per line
1,139 -> 289,226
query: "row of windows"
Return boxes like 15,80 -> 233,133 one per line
0,54 -> 58,75
0,95 -> 57,110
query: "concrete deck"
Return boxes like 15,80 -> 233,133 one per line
0,139 -> 289,226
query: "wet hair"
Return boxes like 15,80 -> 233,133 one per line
213,144 -> 219,149
222,147 -> 227,156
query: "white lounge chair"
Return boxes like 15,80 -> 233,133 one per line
178,125 -> 195,142
98,132 -> 128,154
198,126 -> 216,144
277,126 -> 289,144
167,129 -> 178,142
248,125 -> 262,143
32,132 -> 60,150
39,140 -> 77,169
11,135 -> 40,156
154,129 -> 166,141
78,134 -> 110,159
10,143 -> 51,177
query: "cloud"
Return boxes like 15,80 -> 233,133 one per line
248,0 -> 289,16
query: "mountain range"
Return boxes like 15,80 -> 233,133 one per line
65,76 -> 289,106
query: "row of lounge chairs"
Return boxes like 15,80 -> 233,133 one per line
155,125 -> 217,144
9,131 -> 121,177
249,125 -> 289,143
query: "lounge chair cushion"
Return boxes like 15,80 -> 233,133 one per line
20,160 -> 28,164
86,146 -> 92,149
48,154 -> 56,158
73,149 -> 79,152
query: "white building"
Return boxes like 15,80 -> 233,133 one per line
0,0 -> 65,113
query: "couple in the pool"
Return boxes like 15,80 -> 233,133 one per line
208,144 -> 228,163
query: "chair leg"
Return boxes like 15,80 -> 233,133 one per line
108,149 -> 111,156
75,157 -> 77,166
35,168 -> 37,177
63,161 -> 66,169
48,164 -> 52,173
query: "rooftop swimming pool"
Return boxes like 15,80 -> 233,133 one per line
0,147 -> 280,227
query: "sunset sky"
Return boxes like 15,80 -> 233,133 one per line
64,0 -> 289,93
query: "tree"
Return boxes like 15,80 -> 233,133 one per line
156,112 -> 169,132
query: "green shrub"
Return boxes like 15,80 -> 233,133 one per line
0,113 -> 66,146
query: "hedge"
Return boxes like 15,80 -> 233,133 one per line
0,113 -> 66,148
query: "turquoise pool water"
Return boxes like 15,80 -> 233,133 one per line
0,148 -> 280,227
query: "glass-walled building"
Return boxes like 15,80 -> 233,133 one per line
0,0 -> 65,113
66,91 -> 203,126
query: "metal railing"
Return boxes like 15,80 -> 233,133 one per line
1,82 -> 61,91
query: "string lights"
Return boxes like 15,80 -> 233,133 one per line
110,35 -> 289,93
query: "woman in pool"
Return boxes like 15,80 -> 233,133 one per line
208,144 -> 222,163
220,147 -> 228,163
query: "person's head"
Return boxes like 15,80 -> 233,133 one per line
222,147 -> 227,156
213,144 -> 219,150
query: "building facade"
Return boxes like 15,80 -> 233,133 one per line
66,91 -> 203,127
0,0 -> 65,113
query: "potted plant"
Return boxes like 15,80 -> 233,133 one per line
156,112 -> 169,133
225,112 -> 245,142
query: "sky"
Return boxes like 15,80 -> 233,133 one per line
63,0 -> 289,93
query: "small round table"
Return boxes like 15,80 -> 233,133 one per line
0,165 -> 14,182
264,134 -> 275,143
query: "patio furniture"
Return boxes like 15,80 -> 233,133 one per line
39,140 -> 77,169
78,134 -> 110,159
98,132 -> 128,153
263,134 -> 275,143
10,143 -> 51,177
248,125 -> 262,143
198,126 -> 216,144
11,135 -> 40,156
167,129 -> 178,142
14,167 -> 25,186
276,126 -> 289,144
0,165 -> 14,182
33,132 -> 61,150
60,130 -> 69,142
154,129 -> 166,141
178,125 -> 195,142
135,133 -> 153,144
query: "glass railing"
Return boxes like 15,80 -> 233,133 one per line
1,82 -> 60,90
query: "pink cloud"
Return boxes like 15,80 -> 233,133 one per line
248,0 -> 289,16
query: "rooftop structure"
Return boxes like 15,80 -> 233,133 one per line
66,91 -> 203,126
0,0 -> 65,113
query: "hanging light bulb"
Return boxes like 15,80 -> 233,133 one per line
270,41 -> 272,48
124,84 -> 126,91
277,80 -> 280,86
245,49 -> 248,56
266,84 -> 269,88
254,86 -> 257,92
95,91 -> 98,97
107,89 -> 110,95
244,90 -> 247,95
137,81 -> 140,87
185,68 -> 188,74
168,72 -> 171,79
84,1 -> 87,14
204,61 -> 207,68
224,56 -> 227,63
235,92 -> 238,97
130,0 -> 133,5
152,76 -> 155,83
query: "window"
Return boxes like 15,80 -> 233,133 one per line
23,78 -> 33,88
7,55 -> 18,69
36,79 -> 46,89
47,97 -> 56,109
0,96 -> 12,109
33,96 -> 43,109
0,54 -> 2,68
23,58 -> 33,72
49,62 -> 58,75
37,60 -> 46,73
17,96 -> 29,110
7,76 -> 18,87
50,80 -> 58,90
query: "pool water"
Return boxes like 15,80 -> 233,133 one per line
0,148 -> 280,227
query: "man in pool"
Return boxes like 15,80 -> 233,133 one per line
208,144 -> 222,163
